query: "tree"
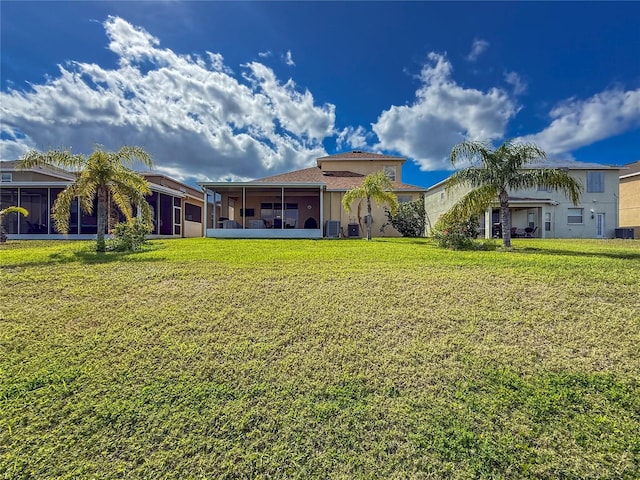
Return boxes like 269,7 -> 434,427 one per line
18,146 -> 154,252
342,171 -> 399,240
446,140 -> 582,248
382,194 -> 426,237
0,206 -> 28,243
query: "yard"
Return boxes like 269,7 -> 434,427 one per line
1,238 -> 639,479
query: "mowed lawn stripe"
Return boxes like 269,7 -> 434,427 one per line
1,238 -> 639,478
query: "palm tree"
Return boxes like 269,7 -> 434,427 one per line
342,171 -> 399,240
18,146 -> 154,252
446,140 -> 582,248
0,206 -> 28,243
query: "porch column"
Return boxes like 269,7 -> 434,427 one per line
319,186 -> 324,233
281,187 -> 285,229
202,188 -> 208,237
485,207 -> 492,239
242,187 -> 246,229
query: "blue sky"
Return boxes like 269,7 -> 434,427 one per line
1,1 -> 639,188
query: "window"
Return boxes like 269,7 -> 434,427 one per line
397,195 -> 413,203
537,185 -> 551,192
567,208 -> 583,224
1,173 -> 12,183
545,212 -> 551,231
587,171 -> 604,193
383,165 -> 396,181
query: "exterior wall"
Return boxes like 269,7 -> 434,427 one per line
619,175 -> 640,230
324,190 -> 417,237
318,159 -> 405,181
424,183 -> 472,234
4,170 -> 73,182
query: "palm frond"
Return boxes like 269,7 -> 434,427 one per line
0,206 -> 28,217
342,186 -> 366,213
450,140 -> 493,168
51,186 -> 77,234
444,184 -> 497,222
18,149 -> 87,171
510,168 -> 582,204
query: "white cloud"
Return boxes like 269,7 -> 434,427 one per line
466,38 -> 489,62
504,71 -> 527,95
336,126 -> 370,150
0,16 -> 334,183
519,88 -> 640,155
372,53 -> 518,170
258,50 -> 272,58
283,50 -> 295,66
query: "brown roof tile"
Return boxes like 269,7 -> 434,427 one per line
317,150 -> 405,163
255,166 -> 425,192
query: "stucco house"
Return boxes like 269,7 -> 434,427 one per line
424,161 -> 622,239
198,151 -> 426,238
619,160 -> 640,236
0,160 -> 207,239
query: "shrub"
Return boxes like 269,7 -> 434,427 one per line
382,195 -> 426,237
106,218 -> 151,252
431,216 -> 480,250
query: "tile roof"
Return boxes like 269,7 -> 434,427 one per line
620,160 -> 640,177
317,150 -> 405,163
256,166 -> 425,192
0,160 -> 76,180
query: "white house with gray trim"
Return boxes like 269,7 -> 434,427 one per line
424,161 -> 621,239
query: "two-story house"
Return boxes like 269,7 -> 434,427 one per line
424,161 -> 621,239
198,151 -> 426,238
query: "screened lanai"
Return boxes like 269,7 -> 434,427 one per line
199,182 -> 325,238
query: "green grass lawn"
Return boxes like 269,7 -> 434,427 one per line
1,238 -> 639,479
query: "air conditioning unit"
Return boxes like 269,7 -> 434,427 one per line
325,220 -> 340,238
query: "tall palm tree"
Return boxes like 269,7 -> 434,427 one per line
342,171 -> 399,240
18,146 -> 154,252
0,206 -> 28,243
446,140 -> 582,248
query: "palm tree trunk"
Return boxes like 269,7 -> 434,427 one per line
366,196 -> 372,240
501,204 -> 511,248
96,186 -> 107,252
0,215 -> 7,243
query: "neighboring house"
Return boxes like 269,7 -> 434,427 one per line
198,151 -> 426,238
619,160 -> 640,235
424,162 -> 621,239
0,161 -> 208,239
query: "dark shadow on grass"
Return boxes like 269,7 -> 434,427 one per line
515,245 -> 640,261
2,249 -> 166,270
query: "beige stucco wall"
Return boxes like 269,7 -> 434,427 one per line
183,220 -> 202,238
619,175 -> 640,230
318,159 -> 405,181
324,190 -> 418,237
4,171 -> 71,182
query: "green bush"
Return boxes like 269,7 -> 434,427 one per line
106,218 -> 151,252
431,216 -> 480,250
382,195 -> 426,237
